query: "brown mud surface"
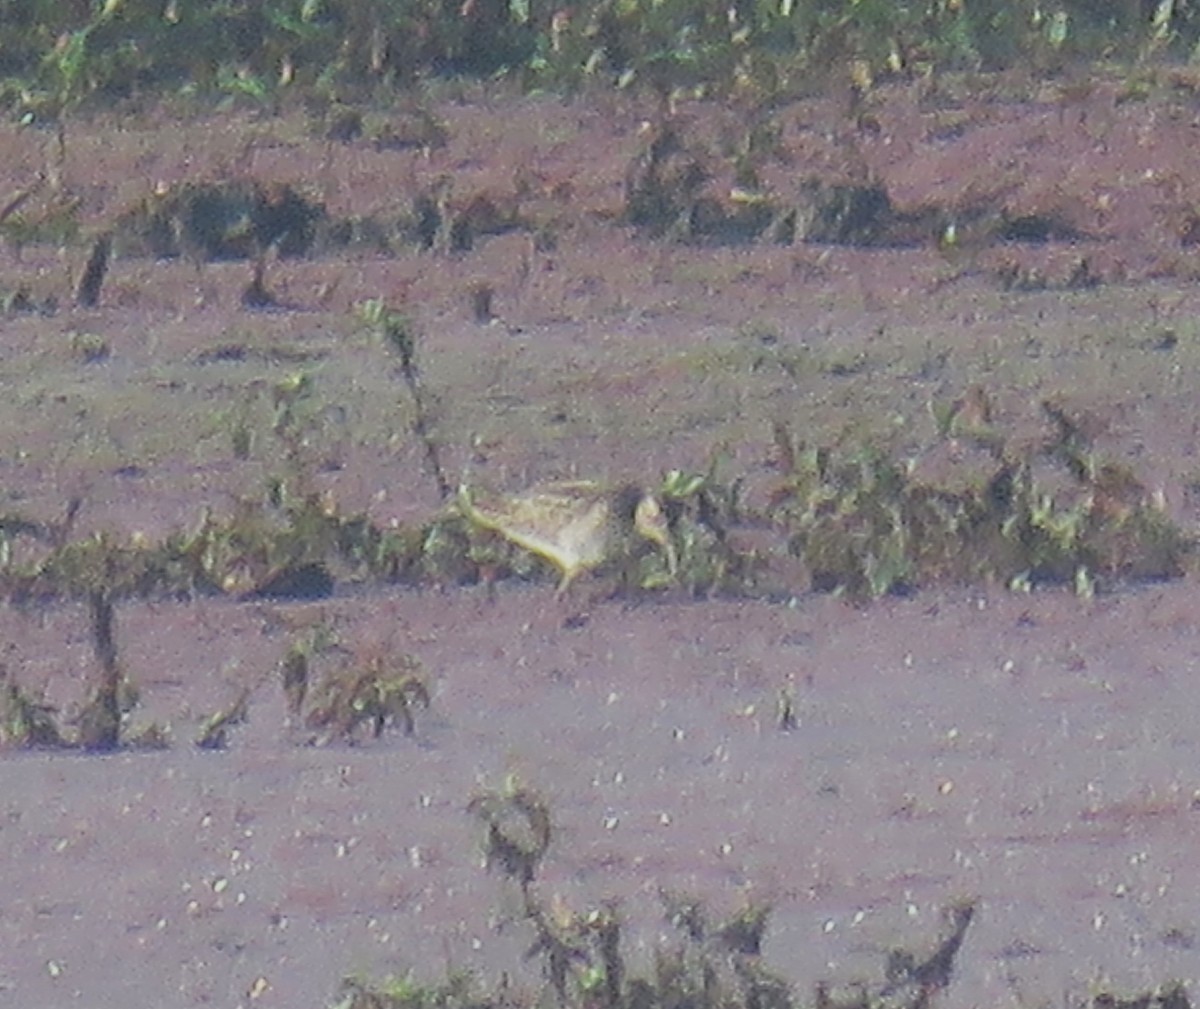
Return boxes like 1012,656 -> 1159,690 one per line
3,76 -> 1200,1007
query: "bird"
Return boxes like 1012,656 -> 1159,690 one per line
456,479 -> 677,595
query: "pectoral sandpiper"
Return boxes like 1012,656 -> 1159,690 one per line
456,480 -> 677,595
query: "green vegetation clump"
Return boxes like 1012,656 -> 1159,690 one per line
768,413 -> 1192,601
0,669 -> 64,748
457,776 -> 803,1009
303,649 -> 431,745
113,180 -> 324,263
0,419 -> 1190,608
1,0 -> 1198,119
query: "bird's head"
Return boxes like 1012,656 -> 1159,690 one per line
615,486 -> 678,577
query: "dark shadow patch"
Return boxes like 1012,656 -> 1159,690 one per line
114,181 -> 324,263
241,562 -> 334,602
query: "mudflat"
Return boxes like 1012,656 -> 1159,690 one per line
2,78 -> 1199,1008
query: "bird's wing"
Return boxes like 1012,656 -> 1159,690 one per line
458,484 -> 609,571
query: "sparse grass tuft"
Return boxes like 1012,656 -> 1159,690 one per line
0,670 -> 64,749
347,792 -> 994,1009
194,685 -> 252,750
304,649 -> 430,745
468,776 -> 553,893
